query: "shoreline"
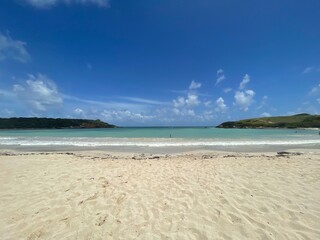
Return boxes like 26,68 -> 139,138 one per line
1,139 -> 320,154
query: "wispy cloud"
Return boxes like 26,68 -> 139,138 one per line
239,74 -> 250,90
2,73 -> 156,115
13,74 -> 62,111
257,95 -> 268,109
308,84 -> 320,96
119,96 -> 169,105
62,94 -> 148,112
0,89 -> 15,99
215,69 -> 225,85
223,88 -> 232,93
1,109 -> 15,117
217,69 -> 224,75
260,112 -> 271,117
204,100 -> 212,107
0,32 -> 30,63
302,66 -> 314,74
24,0 -> 109,9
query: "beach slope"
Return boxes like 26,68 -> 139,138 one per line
0,150 -> 319,239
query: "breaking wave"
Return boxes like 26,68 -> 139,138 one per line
1,137 -> 320,147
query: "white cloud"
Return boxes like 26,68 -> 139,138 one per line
223,88 -> 232,93
74,108 -> 84,114
186,94 -> 200,107
234,90 -> 255,111
187,109 -> 195,116
173,108 -> 180,115
215,69 -> 225,85
73,108 -> 88,118
201,111 -> 214,121
262,95 -> 268,102
302,66 -> 314,74
215,97 -> 228,113
172,108 -> 195,117
217,69 -> 224,75
172,93 -> 200,108
74,108 -> 85,115
260,112 -> 271,117
189,80 -> 201,90
216,75 -> 225,85
204,100 -> 212,107
0,32 -> 30,63
13,74 -> 63,111
156,105 -> 215,123
24,0 -> 109,8
239,74 -> 250,90
101,110 -> 155,122
170,82 -> 203,121
233,73 -> 256,111
309,84 -> 320,96
173,97 -> 185,108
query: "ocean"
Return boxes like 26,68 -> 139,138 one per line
0,127 -> 319,153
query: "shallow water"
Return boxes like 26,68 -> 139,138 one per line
0,127 -> 319,153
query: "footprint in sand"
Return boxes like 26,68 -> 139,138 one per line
228,213 -> 242,224
102,180 -> 109,188
27,230 -> 43,240
96,214 -> 108,226
116,193 -> 127,204
78,192 -> 99,205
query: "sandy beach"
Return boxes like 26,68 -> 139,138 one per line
0,150 -> 320,240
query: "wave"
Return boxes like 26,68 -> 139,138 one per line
1,137 -> 320,147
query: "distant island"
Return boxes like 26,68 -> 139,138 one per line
217,114 -> 320,129
0,117 -> 116,129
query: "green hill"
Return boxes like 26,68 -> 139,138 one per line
217,114 -> 320,129
0,117 -> 116,129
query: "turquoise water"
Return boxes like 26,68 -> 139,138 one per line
0,127 -> 318,139
0,128 -> 319,151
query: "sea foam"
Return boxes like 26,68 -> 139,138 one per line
1,137 -> 320,147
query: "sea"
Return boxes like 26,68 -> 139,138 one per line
0,127 -> 319,153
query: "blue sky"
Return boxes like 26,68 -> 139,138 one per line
0,0 -> 319,126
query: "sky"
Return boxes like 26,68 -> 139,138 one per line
0,0 -> 320,126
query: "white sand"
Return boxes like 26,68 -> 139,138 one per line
0,150 -> 320,239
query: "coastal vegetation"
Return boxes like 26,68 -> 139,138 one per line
0,117 -> 116,129
217,114 -> 320,129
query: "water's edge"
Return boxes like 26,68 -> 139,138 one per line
0,128 -> 319,153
